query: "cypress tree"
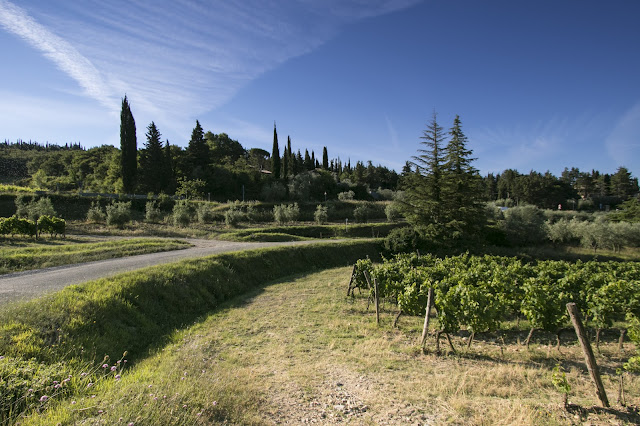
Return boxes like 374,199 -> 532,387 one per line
322,146 -> 329,169
271,123 -> 281,178
120,95 -> 137,193
164,140 -> 175,193
304,149 -> 312,170
282,137 -> 289,179
287,136 -> 294,177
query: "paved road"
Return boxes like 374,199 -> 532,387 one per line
0,238 -> 319,306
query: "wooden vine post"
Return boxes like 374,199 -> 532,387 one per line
363,271 -> 380,325
566,303 -> 609,408
420,287 -> 434,348
346,264 -> 357,296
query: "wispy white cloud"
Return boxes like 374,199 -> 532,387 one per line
470,113 -> 608,175
385,115 -> 400,150
0,0 -> 420,130
606,102 -> 640,172
0,90 -> 117,145
0,0 -> 117,111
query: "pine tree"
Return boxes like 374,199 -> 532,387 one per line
304,149 -> 312,170
271,123 -> 281,178
138,122 -> 165,193
120,95 -> 137,193
322,146 -> 329,169
401,111 -> 446,227
186,120 -> 210,177
295,150 -> 303,173
441,115 -> 485,235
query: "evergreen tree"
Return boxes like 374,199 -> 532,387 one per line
282,138 -> 289,179
271,123 -> 281,178
164,140 -> 175,193
610,166 -> 638,200
311,150 -> 316,169
322,146 -> 329,169
401,111 -> 446,227
304,149 -> 313,170
295,150 -> 303,173
186,120 -> 210,177
120,95 -> 137,193
139,122 -> 165,193
441,115 -> 485,235
286,136 -> 293,177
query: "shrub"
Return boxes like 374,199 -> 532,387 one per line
273,203 -> 299,225
37,215 -> 65,237
224,206 -> 245,227
14,196 -> 56,221
384,226 -> 423,253
86,201 -> 106,223
385,202 -> 402,222
546,218 -> 575,246
499,205 -> 547,246
172,200 -> 192,227
106,202 -> 132,228
338,190 -> 355,201
245,203 -> 273,223
195,203 -> 215,224
0,216 -> 36,237
145,201 -> 164,223
260,181 -> 287,202
314,205 -> 328,225
354,205 -> 372,223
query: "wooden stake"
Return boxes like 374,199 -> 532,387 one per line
363,271 -> 379,325
420,287 -> 434,348
566,303 -> 609,408
346,264 -> 357,296
373,277 -> 380,326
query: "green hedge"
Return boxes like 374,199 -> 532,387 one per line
223,222 -> 404,241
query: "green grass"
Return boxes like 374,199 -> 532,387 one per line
0,238 -> 191,274
0,240 -> 383,424
15,266 -> 640,425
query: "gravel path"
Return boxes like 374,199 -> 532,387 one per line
0,238 -> 320,306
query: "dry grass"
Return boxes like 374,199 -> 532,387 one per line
24,267 -> 640,425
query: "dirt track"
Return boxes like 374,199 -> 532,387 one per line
0,238 -> 319,306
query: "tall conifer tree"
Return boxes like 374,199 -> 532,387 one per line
139,121 -> 165,193
186,120 -> 209,177
287,136 -> 294,177
401,111 -> 446,226
120,95 -> 137,193
322,146 -> 329,169
441,115 -> 485,235
271,123 -> 281,178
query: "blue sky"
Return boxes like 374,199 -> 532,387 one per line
1,0 -> 639,177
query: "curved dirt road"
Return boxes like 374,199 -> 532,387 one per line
0,238 -> 320,306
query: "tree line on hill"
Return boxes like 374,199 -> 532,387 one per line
1,99 -> 638,210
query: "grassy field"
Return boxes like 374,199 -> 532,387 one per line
10,265 -> 640,425
0,237 -> 191,274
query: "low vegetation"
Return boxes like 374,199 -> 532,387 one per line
0,238 -> 190,275
0,241 -> 382,424
9,266 -> 640,425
